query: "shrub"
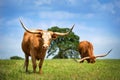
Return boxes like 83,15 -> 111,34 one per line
10,56 -> 23,60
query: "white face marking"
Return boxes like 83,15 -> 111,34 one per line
42,31 -> 52,48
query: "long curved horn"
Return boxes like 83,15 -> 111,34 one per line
75,56 -> 91,62
95,49 -> 112,58
19,19 -> 42,34
53,24 -> 75,36
75,49 -> 112,62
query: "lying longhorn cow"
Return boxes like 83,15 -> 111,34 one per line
20,19 -> 74,74
76,41 -> 112,63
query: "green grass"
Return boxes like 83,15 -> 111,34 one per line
0,59 -> 120,80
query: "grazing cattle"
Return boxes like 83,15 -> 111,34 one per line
20,19 -> 74,74
77,41 -> 112,63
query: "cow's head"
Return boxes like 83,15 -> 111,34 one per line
77,49 -> 112,63
89,57 -> 96,63
20,19 -> 74,49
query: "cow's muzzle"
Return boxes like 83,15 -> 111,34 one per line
43,44 -> 49,49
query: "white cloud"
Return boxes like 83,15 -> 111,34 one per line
84,13 -> 95,18
37,11 -> 97,22
0,32 -> 24,59
39,11 -> 76,20
0,18 -> 5,28
34,0 -> 52,6
6,18 -> 19,26
92,35 -> 119,46
67,0 -> 78,5
101,3 -> 115,14
1,0 -> 25,7
114,0 -> 120,9
92,36 -> 120,58
0,0 -> 3,7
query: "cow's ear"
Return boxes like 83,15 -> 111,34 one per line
39,33 -> 42,37
52,34 -> 58,39
37,33 -> 42,37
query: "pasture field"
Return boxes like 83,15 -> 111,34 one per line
0,59 -> 120,80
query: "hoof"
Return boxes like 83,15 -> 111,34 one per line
39,70 -> 43,74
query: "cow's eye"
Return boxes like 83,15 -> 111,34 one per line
52,34 -> 57,39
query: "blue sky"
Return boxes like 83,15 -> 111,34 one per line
0,0 -> 120,59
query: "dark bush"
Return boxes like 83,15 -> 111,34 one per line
10,56 -> 23,60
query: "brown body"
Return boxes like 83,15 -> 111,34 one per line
78,41 -> 112,63
20,19 -> 74,74
78,41 -> 95,63
22,31 -> 47,73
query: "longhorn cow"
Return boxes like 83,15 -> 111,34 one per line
76,41 -> 112,63
20,19 -> 74,74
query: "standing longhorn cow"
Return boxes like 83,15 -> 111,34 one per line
20,19 -> 74,74
76,41 -> 112,63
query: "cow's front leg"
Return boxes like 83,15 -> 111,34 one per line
39,58 -> 45,74
31,56 -> 37,73
39,51 -> 46,74
39,48 -> 47,74
87,59 -> 90,63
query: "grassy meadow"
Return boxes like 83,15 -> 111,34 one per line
0,59 -> 120,80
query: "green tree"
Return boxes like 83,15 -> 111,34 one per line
47,26 -> 80,59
